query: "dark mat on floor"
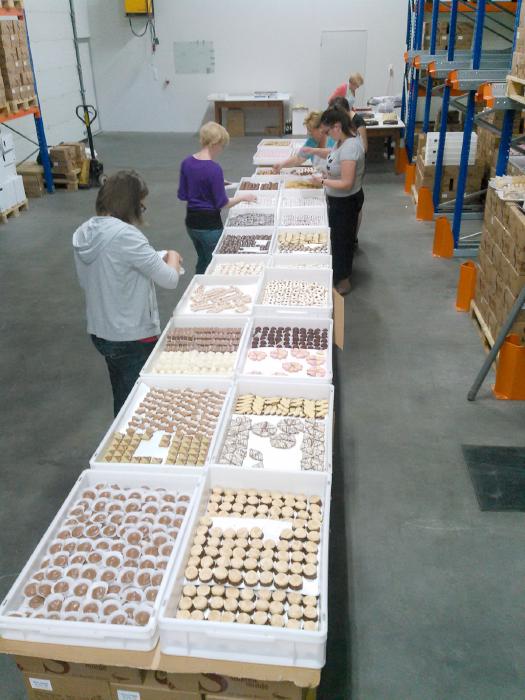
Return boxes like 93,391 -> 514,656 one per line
463,445 -> 525,511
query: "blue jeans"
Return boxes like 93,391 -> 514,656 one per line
91,335 -> 156,416
186,227 -> 222,274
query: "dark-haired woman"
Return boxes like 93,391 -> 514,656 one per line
310,108 -> 365,295
73,170 -> 182,415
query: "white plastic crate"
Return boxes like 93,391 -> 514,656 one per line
271,253 -> 332,269
255,267 -> 333,319
173,274 -> 263,318
158,466 -> 331,668
279,190 -> 326,208
281,174 -> 324,192
238,316 -> 333,384
234,191 -> 279,210
90,377 -> 234,472
236,176 -> 282,192
272,226 -> 331,255
257,139 -> 296,148
140,316 -> 252,380
213,228 -> 275,256
0,469 -> 204,651
225,207 -> 276,229
206,254 -> 270,276
278,207 -> 328,228
253,149 -> 294,166
424,132 -> 478,166
212,379 -> 334,471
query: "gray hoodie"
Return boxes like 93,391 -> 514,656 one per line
72,216 -> 179,341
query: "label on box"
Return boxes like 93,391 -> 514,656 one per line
117,691 -> 141,700
29,678 -> 53,691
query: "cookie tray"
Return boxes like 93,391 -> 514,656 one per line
206,253 -> 271,276
271,253 -> 332,269
254,267 -> 333,320
211,379 -> 334,473
140,316 -> 252,380
158,466 -> 331,668
213,227 -> 275,257
238,316 -> 333,384
278,206 -> 329,229
0,469 -> 204,651
90,377 -> 234,473
173,275 -> 263,319
271,226 -> 331,256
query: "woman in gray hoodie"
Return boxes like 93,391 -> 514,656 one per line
73,170 -> 182,416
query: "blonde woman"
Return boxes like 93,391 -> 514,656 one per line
178,121 -> 256,273
273,111 -> 335,173
329,72 -> 364,111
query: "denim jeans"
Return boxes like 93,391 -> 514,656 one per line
91,335 -> 156,416
186,227 -> 223,274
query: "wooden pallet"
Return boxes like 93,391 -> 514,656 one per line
53,179 -> 78,192
470,300 -> 495,353
8,95 -> 37,113
0,198 -> 28,224
411,184 -> 419,205
506,75 -> 525,106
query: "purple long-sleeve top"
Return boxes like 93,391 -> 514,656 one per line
177,156 -> 229,210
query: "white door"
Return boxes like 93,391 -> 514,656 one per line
320,30 -> 367,107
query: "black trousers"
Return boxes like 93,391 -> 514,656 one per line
91,335 -> 156,416
328,189 -> 364,284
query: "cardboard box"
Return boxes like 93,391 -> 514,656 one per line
110,681 -> 201,700
142,672 -> 304,699
15,656 -> 144,684
23,672 -> 112,700
226,109 -> 245,137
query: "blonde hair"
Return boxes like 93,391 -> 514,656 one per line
200,121 -> 230,147
349,73 -> 364,87
303,111 -> 323,131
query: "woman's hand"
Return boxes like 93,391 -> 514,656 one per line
272,164 -> 282,174
165,250 -> 183,272
240,192 -> 257,202
301,146 -> 314,155
310,173 -> 324,186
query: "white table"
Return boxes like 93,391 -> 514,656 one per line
208,93 -> 291,135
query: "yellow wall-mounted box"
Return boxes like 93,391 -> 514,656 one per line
125,0 -> 153,15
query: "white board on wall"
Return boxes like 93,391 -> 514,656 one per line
320,30 -> 367,107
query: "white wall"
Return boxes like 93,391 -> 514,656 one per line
6,0 -> 97,164
87,0 -> 407,133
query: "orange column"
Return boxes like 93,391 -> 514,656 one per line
456,260 -> 477,311
493,335 -> 525,400
432,217 -> 454,258
416,186 -> 434,221
404,164 -> 416,194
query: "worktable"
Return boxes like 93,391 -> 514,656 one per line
363,112 -> 405,162
208,93 -> 291,136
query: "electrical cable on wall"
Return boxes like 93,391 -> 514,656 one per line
128,0 -> 159,52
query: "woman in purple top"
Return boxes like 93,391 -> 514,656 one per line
178,121 -> 256,273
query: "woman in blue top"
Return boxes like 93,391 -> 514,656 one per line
178,122 -> 256,274
273,111 -> 335,173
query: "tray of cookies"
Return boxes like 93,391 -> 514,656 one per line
90,377 -> 233,472
173,275 -> 263,318
214,228 -> 275,256
0,469 -> 204,650
159,466 -> 330,668
206,254 -> 270,277
254,267 -> 333,319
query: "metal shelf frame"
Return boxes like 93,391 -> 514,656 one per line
0,9 -> 53,193
403,0 -> 523,250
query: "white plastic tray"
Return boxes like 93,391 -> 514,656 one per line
90,376 -> 234,472
140,317 -> 251,380
271,253 -> 332,269
238,317 -> 333,384
278,206 -> 328,228
272,226 -> 331,256
279,190 -> 326,208
254,267 -> 333,319
206,254 -> 270,276
233,192 -> 279,210
173,275 -> 262,318
212,379 -> 334,472
158,466 -> 331,668
214,228 -> 275,256
0,469 -> 204,651
225,207 -> 276,229
236,176 -> 282,192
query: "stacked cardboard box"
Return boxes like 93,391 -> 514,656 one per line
226,109 -> 245,137
16,161 -> 44,197
474,186 -> 525,344
414,134 -> 484,202
476,111 -> 523,178
423,20 -> 473,50
49,144 -> 83,190
15,657 -> 314,700
0,19 -> 35,109
511,2 -> 525,80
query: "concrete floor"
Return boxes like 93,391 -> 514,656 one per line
1,134 -> 524,700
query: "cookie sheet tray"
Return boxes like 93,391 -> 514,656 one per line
0,470 -> 204,651
238,316 -> 333,384
159,466 -> 331,668
173,275 -> 263,319
212,379 -> 334,473
254,267 -> 333,320
140,316 -> 251,380
90,377 -> 234,473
